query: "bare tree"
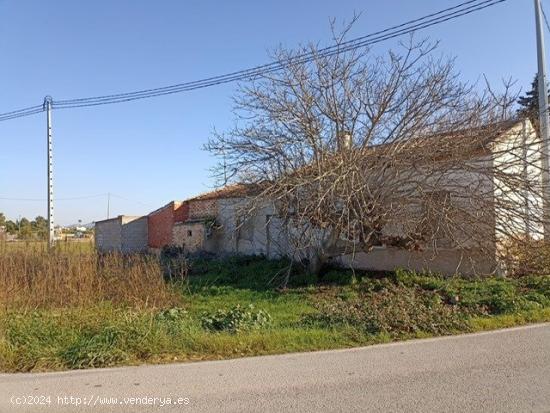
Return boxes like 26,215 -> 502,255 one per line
207,22 -> 546,280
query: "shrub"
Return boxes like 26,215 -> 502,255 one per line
200,304 -> 272,333
440,278 -> 545,314
518,276 -> 550,298
306,283 -> 469,336
160,245 -> 189,281
393,268 -> 445,290
501,238 -> 550,276
187,255 -> 319,290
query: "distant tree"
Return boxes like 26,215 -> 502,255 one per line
4,220 -> 17,234
32,216 -> 48,240
18,218 -> 32,239
517,74 -> 550,136
0,213 -> 5,228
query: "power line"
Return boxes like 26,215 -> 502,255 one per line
542,1 -> 550,33
0,194 -> 108,202
109,193 -> 155,208
53,0 -> 506,108
0,192 -> 153,209
53,0 -> 500,107
0,106 -> 45,122
0,0 -> 507,121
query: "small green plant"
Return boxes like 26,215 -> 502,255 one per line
59,327 -> 127,369
155,307 -> 188,322
200,304 -> 272,333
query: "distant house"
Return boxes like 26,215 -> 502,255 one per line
95,215 -> 148,253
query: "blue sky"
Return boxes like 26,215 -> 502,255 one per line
0,0 -> 542,225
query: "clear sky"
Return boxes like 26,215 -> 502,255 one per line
0,0 -> 542,225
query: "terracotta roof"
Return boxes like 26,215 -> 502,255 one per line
370,119 -> 521,153
185,183 -> 264,202
182,120 -> 526,202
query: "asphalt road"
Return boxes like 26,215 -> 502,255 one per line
1,323 -> 549,413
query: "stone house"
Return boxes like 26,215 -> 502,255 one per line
167,119 -> 543,275
95,119 -> 542,275
171,185 -> 263,254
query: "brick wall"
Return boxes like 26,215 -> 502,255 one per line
148,203 -> 175,248
174,202 -> 189,223
148,201 -> 190,248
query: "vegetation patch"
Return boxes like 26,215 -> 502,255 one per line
0,256 -> 549,373
305,283 -> 469,336
200,304 -> 272,333
306,270 -> 550,338
0,249 -> 177,309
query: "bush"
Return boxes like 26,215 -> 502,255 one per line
393,268 -> 445,290
306,283 -> 469,336
188,255 -> 310,290
200,304 -> 272,333
160,245 -> 189,281
439,278 -> 548,314
501,238 -> 550,276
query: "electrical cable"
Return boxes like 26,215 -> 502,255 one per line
53,0 -> 506,109
0,0 -> 507,120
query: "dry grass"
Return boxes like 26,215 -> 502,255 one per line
0,247 -> 179,310
500,238 -> 550,277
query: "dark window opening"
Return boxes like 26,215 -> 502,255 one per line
187,230 -> 193,237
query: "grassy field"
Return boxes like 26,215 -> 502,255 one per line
0,239 -> 94,253
0,253 -> 549,372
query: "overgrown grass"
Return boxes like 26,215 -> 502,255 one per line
0,240 -> 94,254
0,248 -> 177,309
0,255 -> 549,373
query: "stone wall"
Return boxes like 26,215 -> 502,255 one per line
95,217 -> 122,253
121,216 -> 148,253
173,221 -> 207,253
95,216 -> 148,253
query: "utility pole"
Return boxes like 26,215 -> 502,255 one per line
535,0 -> 550,238
44,96 -> 55,249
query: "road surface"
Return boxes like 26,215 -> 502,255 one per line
1,323 -> 549,412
